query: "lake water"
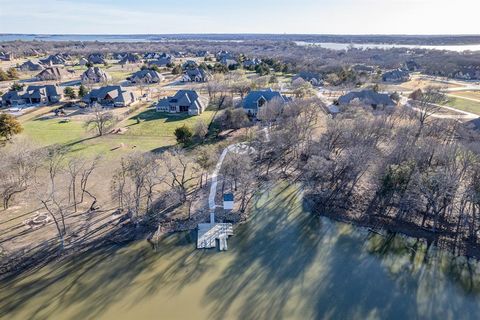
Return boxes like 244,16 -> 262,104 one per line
1,34 -> 479,52
295,41 -> 480,52
2,183 -> 480,319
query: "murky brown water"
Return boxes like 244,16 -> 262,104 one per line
2,183 -> 480,320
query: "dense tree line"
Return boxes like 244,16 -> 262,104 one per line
299,102 -> 480,253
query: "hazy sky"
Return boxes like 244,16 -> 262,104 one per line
0,0 -> 478,34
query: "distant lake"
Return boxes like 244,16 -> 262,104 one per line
1,34 -> 479,52
0,34 -> 243,43
295,41 -> 480,52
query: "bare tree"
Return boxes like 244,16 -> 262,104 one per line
0,141 -> 43,209
111,153 -> 164,221
195,145 -> 217,188
162,148 -> 199,202
409,87 -> 448,135
37,146 -> 68,251
83,106 -> 116,136
67,156 -> 101,212
136,77 -> 147,96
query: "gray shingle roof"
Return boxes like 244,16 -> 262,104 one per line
18,60 -> 44,71
81,67 -> 111,83
82,86 -> 135,106
295,71 -> 322,82
36,67 -> 66,80
242,88 -> 286,110
39,54 -> 67,66
130,70 -> 164,83
149,56 -> 173,67
88,54 -> 106,64
157,90 -> 204,113
183,68 -> 211,81
2,85 -> 62,105
119,53 -> 141,64
220,57 -> 238,67
337,89 -> 395,107
382,69 -> 410,82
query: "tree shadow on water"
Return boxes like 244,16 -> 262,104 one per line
202,184 -> 323,320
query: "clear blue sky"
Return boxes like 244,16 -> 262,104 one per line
0,0 -> 478,34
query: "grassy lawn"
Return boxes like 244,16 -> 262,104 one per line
22,117 -> 87,145
19,106 -> 218,159
445,96 -> 480,115
449,91 -> 480,101
124,108 -> 217,137
108,70 -> 133,82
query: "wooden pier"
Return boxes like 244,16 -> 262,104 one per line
197,223 -> 233,250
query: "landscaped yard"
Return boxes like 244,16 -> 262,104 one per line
22,116 -> 86,145
124,108 -> 216,137
19,106 -> 218,159
445,96 -> 480,115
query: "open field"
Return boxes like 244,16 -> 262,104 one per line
124,107 -> 216,137
448,91 -> 480,101
382,75 -> 463,92
445,96 -> 480,115
19,104 -> 217,159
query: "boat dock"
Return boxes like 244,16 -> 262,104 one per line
197,223 -> 233,250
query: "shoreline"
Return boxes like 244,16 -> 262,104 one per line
305,196 -> 480,260
2,189 -> 479,280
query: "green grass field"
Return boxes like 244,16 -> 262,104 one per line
449,91 -> 480,101
446,96 -> 480,115
124,108 -> 216,137
19,106 -> 217,159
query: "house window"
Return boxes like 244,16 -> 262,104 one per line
170,105 -> 177,112
257,97 -> 267,108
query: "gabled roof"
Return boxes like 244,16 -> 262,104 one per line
83,86 -> 133,105
295,71 -> 322,81
36,67 -> 65,80
81,67 -> 111,83
220,57 -> 238,67
242,88 -> 286,110
2,85 -> 62,103
130,69 -> 163,82
2,90 -> 22,101
337,89 -> 395,106
243,58 -> 261,67
149,56 -> 172,66
88,54 -> 106,64
119,53 -> 141,64
39,54 -> 67,66
216,50 -> 233,60
182,60 -> 198,69
382,69 -> 410,82
18,60 -> 44,71
157,90 -> 204,111
26,85 -> 61,97
184,68 -> 210,80
196,50 -> 210,57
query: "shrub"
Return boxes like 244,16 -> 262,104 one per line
174,125 -> 193,144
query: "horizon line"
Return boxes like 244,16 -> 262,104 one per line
2,33 -> 480,37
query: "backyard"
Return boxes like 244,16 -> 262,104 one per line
19,104 -> 218,159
